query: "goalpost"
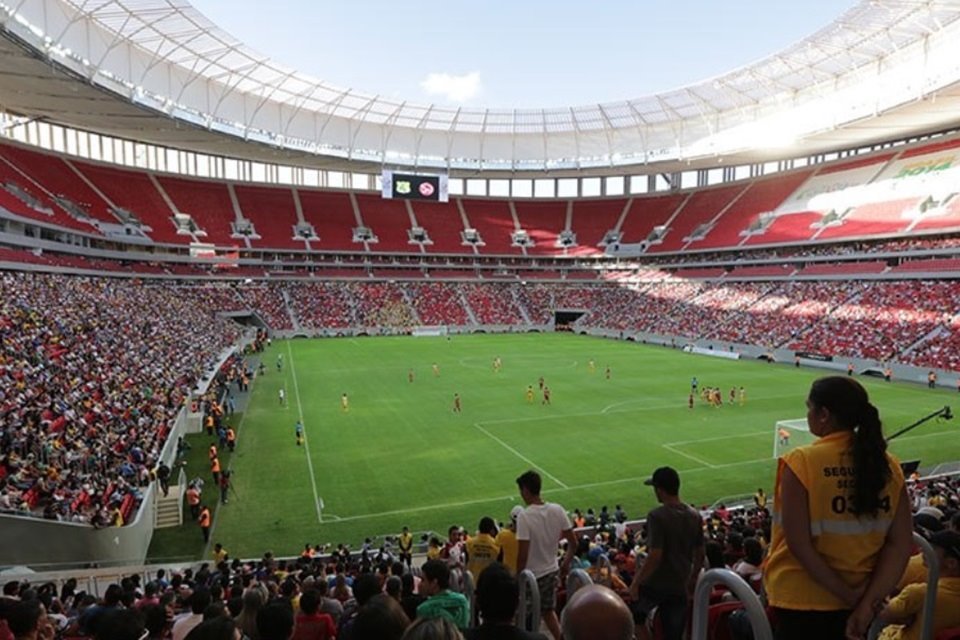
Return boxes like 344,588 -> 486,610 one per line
773,419 -> 817,458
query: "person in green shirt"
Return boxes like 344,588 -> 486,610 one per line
416,559 -> 470,631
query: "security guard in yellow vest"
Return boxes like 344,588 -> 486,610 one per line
764,377 -> 913,640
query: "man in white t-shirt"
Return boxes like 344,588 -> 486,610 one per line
515,469 -> 577,640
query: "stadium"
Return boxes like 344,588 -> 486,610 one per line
1,1 -> 960,639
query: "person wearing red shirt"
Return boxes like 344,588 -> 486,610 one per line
292,590 -> 336,640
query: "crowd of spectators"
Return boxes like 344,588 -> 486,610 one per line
3,467 -> 958,640
228,278 -> 960,371
0,273 -> 239,525
404,283 -> 470,326
3,268 -> 960,532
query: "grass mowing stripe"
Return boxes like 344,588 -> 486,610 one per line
287,340 -> 324,524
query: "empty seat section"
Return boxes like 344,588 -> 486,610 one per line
156,176 -> 236,245
0,155 -> 89,231
618,194 -> 684,244
673,267 -> 726,279
696,172 -> 811,249
296,191 -> 357,251
798,261 -> 888,276
75,162 -> 183,244
461,199 -> 519,254
817,198 -> 917,239
747,154 -> 896,246
726,264 -> 796,278
743,212 -> 820,245
570,199 -> 626,255
411,200 -> 467,253
890,257 -> 960,273
815,152 -> 918,239
233,185 -> 301,249
911,195 -> 960,232
354,195 -> 416,252
514,201 -> 566,255
0,145 -> 115,223
649,185 -> 743,253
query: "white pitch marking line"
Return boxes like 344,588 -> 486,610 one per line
665,431 -> 771,447
663,443 -> 717,469
315,457 -> 780,526
318,493 -> 519,524
471,421 -> 569,489
288,340 -> 324,524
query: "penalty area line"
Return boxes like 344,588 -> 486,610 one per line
663,443 -> 717,469
471,421 -> 569,489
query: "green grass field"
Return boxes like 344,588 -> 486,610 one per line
147,333 -> 959,562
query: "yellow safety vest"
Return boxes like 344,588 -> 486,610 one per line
764,430 -> 904,611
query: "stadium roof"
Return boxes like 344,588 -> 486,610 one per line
2,0 -> 960,174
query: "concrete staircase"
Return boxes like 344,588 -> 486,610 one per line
280,289 -> 301,331
154,485 -> 183,529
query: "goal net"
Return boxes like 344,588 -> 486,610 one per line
773,419 -> 817,459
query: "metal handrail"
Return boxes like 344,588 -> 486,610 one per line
566,568 -> 593,597
915,532 -> 940,640
516,569 -> 541,633
459,569 -> 477,627
869,533 -> 939,640
691,568 -> 773,640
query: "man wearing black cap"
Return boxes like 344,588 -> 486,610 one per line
629,466 -> 704,640
878,530 -> 960,640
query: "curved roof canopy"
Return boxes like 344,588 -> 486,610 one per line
3,0 -> 960,172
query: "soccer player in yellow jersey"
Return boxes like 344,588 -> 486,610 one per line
588,359 -> 595,373
432,362 -> 440,377
526,385 -> 534,403
739,386 -> 746,406
340,392 -> 349,412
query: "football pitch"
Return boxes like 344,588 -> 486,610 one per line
149,333 -> 959,561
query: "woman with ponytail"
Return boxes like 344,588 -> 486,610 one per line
764,377 -> 912,640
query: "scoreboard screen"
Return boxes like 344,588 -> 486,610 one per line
382,171 -> 448,202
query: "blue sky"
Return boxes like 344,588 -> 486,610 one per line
191,0 -> 853,108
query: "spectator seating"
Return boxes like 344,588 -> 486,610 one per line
618,194 -> 685,245
0,272 -> 239,524
297,191 -> 359,251
570,199 -> 628,255
155,176 -> 237,246
355,195 -> 417,252
73,161 -> 184,244
513,201 -> 566,255
460,199 -> 520,254
234,185 -> 303,249
650,185 -> 745,253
